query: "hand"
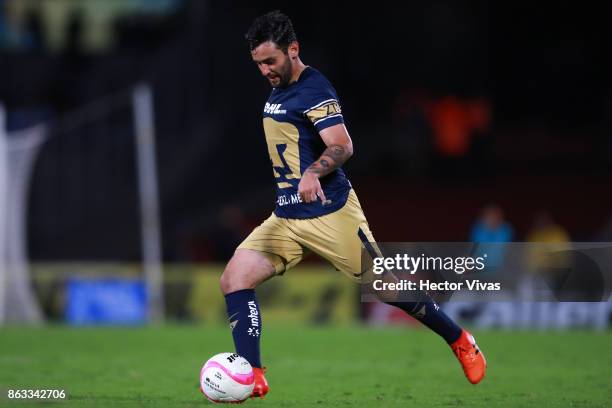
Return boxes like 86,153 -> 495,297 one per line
298,172 -> 327,204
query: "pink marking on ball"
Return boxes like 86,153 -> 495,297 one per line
202,361 -> 254,386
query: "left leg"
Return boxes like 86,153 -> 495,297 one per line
292,190 -> 486,384
384,297 -> 487,384
292,190 -> 463,343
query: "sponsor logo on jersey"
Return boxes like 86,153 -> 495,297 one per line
264,103 -> 287,115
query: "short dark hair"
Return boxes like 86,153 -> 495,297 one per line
245,10 -> 297,52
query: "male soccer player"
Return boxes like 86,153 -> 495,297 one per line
220,11 -> 487,398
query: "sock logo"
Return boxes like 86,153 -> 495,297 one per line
247,327 -> 260,337
247,301 -> 259,328
414,305 -> 426,319
228,312 -> 239,330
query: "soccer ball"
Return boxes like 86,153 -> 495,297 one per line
200,352 -> 255,403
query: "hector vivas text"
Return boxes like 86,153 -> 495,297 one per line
371,253 -> 501,292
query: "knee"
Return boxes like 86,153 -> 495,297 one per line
220,260 -> 254,295
220,266 -> 242,295
219,249 -> 277,295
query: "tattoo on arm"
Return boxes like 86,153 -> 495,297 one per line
305,144 -> 351,177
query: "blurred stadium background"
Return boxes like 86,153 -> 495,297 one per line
0,1 -> 611,405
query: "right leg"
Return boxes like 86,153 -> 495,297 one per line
220,214 -> 304,398
220,249 -> 277,399
220,248 -> 276,370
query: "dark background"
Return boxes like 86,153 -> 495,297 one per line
1,1 -> 611,262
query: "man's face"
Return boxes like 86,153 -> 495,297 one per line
251,41 -> 293,88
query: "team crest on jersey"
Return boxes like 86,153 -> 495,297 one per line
304,99 -> 342,126
264,103 -> 287,115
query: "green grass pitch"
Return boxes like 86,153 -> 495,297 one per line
0,325 -> 610,407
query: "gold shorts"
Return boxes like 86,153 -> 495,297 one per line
238,189 -> 376,281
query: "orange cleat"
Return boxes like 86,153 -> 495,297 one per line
250,367 -> 269,399
450,330 -> 487,384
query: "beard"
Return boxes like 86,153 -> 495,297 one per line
270,57 -> 293,88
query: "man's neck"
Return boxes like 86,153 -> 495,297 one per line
290,59 -> 307,84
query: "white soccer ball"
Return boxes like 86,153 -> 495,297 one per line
200,352 -> 255,403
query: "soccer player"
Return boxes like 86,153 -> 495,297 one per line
220,11 -> 487,398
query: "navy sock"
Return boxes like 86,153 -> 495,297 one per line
225,289 -> 262,368
386,300 -> 462,344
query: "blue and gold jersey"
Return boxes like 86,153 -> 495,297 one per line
262,67 -> 351,219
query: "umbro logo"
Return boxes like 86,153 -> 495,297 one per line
264,103 -> 287,115
228,312 -> 239,330
414,305 -> 426,319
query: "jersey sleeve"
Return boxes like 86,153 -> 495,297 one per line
302,84 -> 344,132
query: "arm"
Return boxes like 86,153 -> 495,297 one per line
298,123 -> 353,203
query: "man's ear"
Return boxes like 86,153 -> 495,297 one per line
288,41 -> 299,59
